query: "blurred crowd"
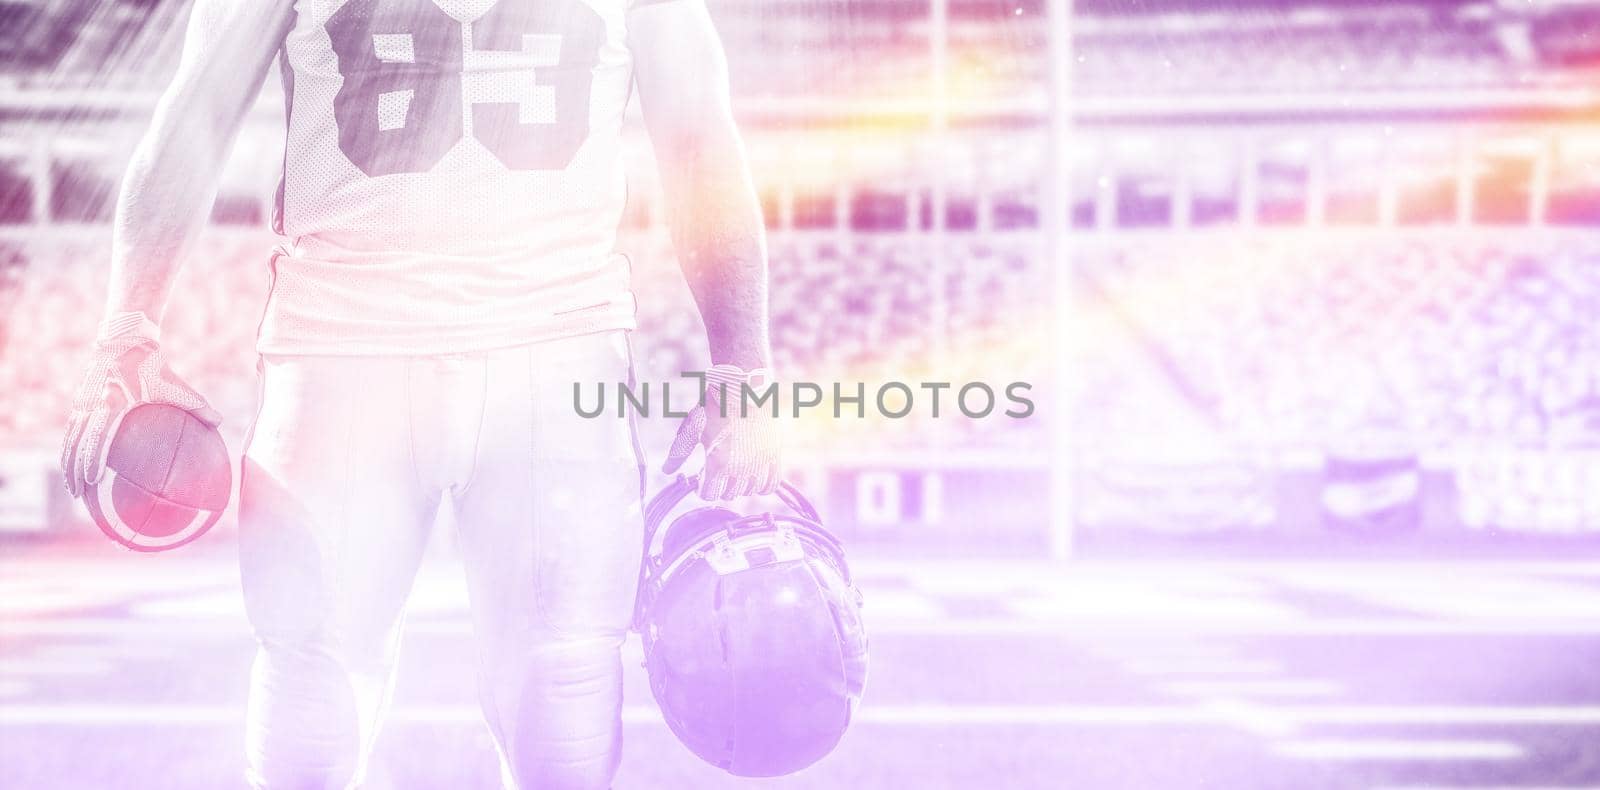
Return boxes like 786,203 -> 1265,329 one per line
1069,22 -> 1517,95
716,5 -> 1599,106
5,229 -> 1597,453
0,234 -> 267,450
8,2 -> 1597,101
1075,233 -> 1600,450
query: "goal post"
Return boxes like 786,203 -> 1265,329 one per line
1045,0 -> 1076,560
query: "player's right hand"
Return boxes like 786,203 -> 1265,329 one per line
60,331 -> 221,498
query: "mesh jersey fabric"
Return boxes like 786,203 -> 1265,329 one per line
263,0 -> 652,355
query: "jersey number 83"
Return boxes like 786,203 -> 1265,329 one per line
325,0 -> 604,176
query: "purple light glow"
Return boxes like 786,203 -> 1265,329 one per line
5,0 -> 1600,787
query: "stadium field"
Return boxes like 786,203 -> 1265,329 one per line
4,541 -> 1600,789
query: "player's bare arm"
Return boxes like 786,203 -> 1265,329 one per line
60,0 -> 294,496
630,0 -> 781,501
108,0 -> 293,320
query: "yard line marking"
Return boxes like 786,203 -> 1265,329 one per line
1124,659 -> 1283,676
4,704 -> 1600,728
25,644 -> 170,661
850,560 -> 1600,578
0,659 -> 111,676
1280,705 -> 1600,725
1194,698 -> 1298,738
131,595 -> 245,618
826,618 -> 1600,637
851,591 -> 946,620
1009,594 -> 1300,622
851,705 -> 1214,725
1280,574 -> 1600,621
0,704 -> 1203,727
1374,785 -> 1600,789
1273,737 -> 1524,761
11,616 -> 1600,638
1162,680 -> 1343,698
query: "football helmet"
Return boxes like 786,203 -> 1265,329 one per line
634,474 -> 867,777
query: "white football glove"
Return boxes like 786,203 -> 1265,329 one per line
663,367 -> 783,501
60,314 -> 221,497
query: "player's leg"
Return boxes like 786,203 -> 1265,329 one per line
239,354 -> 438,789
454,332 -> 645,790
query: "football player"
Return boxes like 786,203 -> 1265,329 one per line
58,0 -> 780,787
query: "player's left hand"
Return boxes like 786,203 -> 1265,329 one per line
663,381 -> 782,501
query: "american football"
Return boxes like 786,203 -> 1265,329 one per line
84,402 -> 231,552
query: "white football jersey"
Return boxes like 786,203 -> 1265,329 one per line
261,0 -> 660,355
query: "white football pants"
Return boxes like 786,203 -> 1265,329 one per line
239,331 -> 644,790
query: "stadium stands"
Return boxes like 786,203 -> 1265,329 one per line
6,1 -> 1598,98
709,2 -> 1600,106
6,230 -> 1596,449
5,0 -> 1600,536
1077,232 -> 1600,445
